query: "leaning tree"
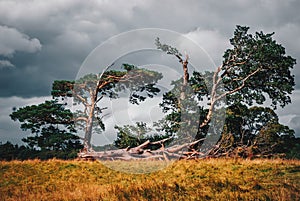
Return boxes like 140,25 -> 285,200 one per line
159,25 -> 295,134
52,64 -> 163,150
155,25 -> 296,158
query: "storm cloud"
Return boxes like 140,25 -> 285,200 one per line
0,0 -> 300,144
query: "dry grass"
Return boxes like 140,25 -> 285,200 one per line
0,158 -> 299,200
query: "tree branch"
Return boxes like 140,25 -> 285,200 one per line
74,116 -> 88,123
216,67 -> 262,101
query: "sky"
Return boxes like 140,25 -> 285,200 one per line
0,0 -> 300,145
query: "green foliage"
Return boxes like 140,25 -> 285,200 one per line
10,100 -> 75,134
285,138 -> 300,159
51,80 -> 74,98
0,142 -> 23,160
54,64 -> 163,105
189,71 -> 210,100
224,104 -> 279,140
22,126 -> 82,151
221,103 -> 297,157
255,122 -> 295,154
157,74 -> 209,140
222,25 -> 296,109
114,122 -> 171,149
122,63 -> 135,71
0,140 -> 81,160
155,37 -> 182,57
9,100 -> 82,159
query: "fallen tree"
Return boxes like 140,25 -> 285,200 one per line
78,137 -> 207,161
77,137 -> 289,161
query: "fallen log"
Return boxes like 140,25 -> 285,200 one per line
77,137 -> 206,161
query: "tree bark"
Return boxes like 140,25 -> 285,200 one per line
84,91 -> 97,150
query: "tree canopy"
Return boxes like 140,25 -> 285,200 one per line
9,100 -> 82,159
222,25 -> 295,108
52,64 -> 163,149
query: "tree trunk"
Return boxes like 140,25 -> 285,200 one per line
176,57 -> 192,142
84,94 -> 96,150
179,59 -> 189,101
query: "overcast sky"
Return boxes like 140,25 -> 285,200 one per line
0,0 -> 300,145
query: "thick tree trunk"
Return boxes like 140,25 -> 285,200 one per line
85,116 -> 94,150
84,94 -> 97,150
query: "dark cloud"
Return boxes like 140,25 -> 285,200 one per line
0,25 -> 41,56
0,0 -> 299,98
0,0 -> 300,143
0,60 -> 14,68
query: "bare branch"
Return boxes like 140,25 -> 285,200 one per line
150,136 -> 173,145
74,116 -> 88,123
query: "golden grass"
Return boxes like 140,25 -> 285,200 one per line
0,158 -> 299,201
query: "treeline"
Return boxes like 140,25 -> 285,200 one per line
0,141 -> 82,161
1,133 -> 299,161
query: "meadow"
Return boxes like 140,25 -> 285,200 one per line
0,159 -> 299,201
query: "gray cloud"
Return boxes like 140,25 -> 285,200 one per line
272,24 -> 300,89
0,0 -> 299,143
0,0 -> 299,97
0,25 -> 41,56
277,90 -> 300,137
290,116 -> 300,135
0,60 -> 14,68
184,28 -> 230,66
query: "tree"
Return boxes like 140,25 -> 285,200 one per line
52,64 -> 163,150
155,38 -> 209,145
223,26 -> 295,108
217,104 -> 296,157
10,100 -> 75,134
202,25 -> 294,132
10,100 -> 82,159
114,122 -> 152,149
224,104 -> 279,144
206,25 -> 296,157
152,25 -> 296,156
0,142 -> 20,160
285,137 -> 300,159
255,122 -> 295,155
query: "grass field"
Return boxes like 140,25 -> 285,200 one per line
0,159 -> 299,201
